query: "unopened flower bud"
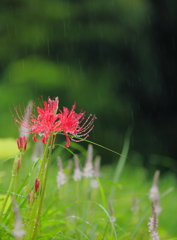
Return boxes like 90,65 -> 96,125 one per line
35,179 -> 40,193
16,136 -> 28,151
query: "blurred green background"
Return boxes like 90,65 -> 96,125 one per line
1,0 -> 177,172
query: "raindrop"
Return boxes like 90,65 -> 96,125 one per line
12,173 -> 17,177
38,133 -> 44,137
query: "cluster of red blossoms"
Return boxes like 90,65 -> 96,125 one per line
12,97 -> 96,147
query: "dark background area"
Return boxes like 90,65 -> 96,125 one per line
0,0 -> 177,172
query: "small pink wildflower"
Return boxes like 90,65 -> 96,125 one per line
12,97 -> 96,147
83,144 -> 94,177
56,157 -> 67,188
73,155 -> 82,182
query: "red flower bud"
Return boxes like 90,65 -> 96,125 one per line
35,179 -> 40,193
16,136 -> 28,151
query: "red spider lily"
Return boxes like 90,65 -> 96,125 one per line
12,97 -> 60,144
12,97 -> 96,147
57,103 -> 96,147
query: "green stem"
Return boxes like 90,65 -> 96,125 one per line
32,135 -> 54,240
24,139 -> 50,231
0,155 -> 20,220
31,156 -> 51,240
23,134 -> 55,240
101,221 -> 110,240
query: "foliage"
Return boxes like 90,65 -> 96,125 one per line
0,140 -> 176,239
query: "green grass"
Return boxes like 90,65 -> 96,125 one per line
0,144 -> 176,240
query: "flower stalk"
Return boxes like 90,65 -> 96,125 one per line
23,134 -> 54,240
0,136 -> 27,222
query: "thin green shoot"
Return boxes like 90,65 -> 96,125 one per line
109,127 -> 132,200
97,177 -> 107,209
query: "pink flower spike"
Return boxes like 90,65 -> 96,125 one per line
16,136 -> 28,151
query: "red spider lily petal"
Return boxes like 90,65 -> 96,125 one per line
32,134 -> 38,142
58,103 -> 96,147
38,97 -> 58,115
47,97 -> 59,113
64,133 -> 71,147
58,103 -> 85,134
30,111 -> 60,143
70,114 -> 96,142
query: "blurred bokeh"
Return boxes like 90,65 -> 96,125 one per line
0,0 -> 177,171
